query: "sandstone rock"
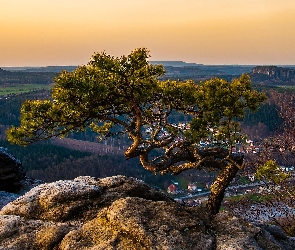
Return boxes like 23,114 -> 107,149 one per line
0,147 -> 25,192
251,66 -> 295,85
17,177 -> 45,195
0,215 -> 76,249
1,176 -> 172,223
212,211 -> 295,250
59,197 -> 214,250
0,175 -> 294,249
0,178 -> 44,210
252,66 -> 295,80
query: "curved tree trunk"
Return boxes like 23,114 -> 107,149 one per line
206,163 -> 239,215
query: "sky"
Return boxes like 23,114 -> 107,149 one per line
1,0 -> 295,66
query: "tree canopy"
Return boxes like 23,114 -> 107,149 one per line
7,48 -> 266,215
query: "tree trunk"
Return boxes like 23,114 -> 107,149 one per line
206,163 -> 239,215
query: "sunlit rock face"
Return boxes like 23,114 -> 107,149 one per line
0,175 -> 294,249
251,66 -> 295,84
252,66 -> 295,80
0,147 -> 25,193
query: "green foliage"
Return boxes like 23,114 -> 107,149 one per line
243,103 -> 282,132
226,193 -> 272,203
173,176 -> 190,189
0,139 -> 92,172
239,176 -> 251,185
6,48 -> 167,145
0,84 -> 51,96
7,49 -> 266,154
189,75 -> 266,144
248,193 -> 271,203
0,90 -> 51,127
0,70 -> 55,86
255,160 -> 291,184
0,137 -> 172,189
6,48 -> 267,215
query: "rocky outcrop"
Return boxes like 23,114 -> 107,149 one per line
0,179 -> 45,210
251,66 -> 295,84
212,212 -> 295,250
0,147 -> 25,192
0,175 -> 294,249
0,147 -> 44,210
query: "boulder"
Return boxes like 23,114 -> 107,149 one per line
0,175 -> 294,249
212,211 -> 295,250
0,178 -> 46,210
0,147 -> 25,192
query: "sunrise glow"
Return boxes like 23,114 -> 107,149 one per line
1,0 -> 294,66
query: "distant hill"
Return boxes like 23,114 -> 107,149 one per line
2,64 -> 254,84
150,61 -> 202,67
3,66 -> 77,73
159,64 -> 255,82
251,66 -> 295,85
3,64 -> 295,86
0,70 -> 55,86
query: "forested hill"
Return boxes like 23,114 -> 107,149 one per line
2,64 -> 295,85
251,66 -> 295,85
158,64 -> 255,82
0,64 -> 293,189
0,84 -> 286,189
3,66 -> 77,73
0,68 -> 56,85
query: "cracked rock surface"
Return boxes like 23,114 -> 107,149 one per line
0,175 -> 294,249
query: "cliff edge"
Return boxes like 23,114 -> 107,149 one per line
251,66 -> 295,85
0,147 -> 25,193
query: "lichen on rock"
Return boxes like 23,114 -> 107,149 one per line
0,175 -> 294,249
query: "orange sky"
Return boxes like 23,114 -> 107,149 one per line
1,0 -> 295,66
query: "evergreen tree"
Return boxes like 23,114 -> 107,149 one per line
7,48 -> 266,215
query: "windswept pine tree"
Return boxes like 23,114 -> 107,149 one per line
7,48 -> 266,215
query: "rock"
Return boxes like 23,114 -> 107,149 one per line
251,66 -> 295,85
212,211 -> 295,250
1,176 -> 173,222
59,197 -> 214,250
0,175 -> 294,249
0,215 -> 76,249
17,177 -> 45,195
257,224 -> 295,250
252,66 -> 295,80
0,178 -> 45,210
0,147 -> 43,202
0,147 -> 25,192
